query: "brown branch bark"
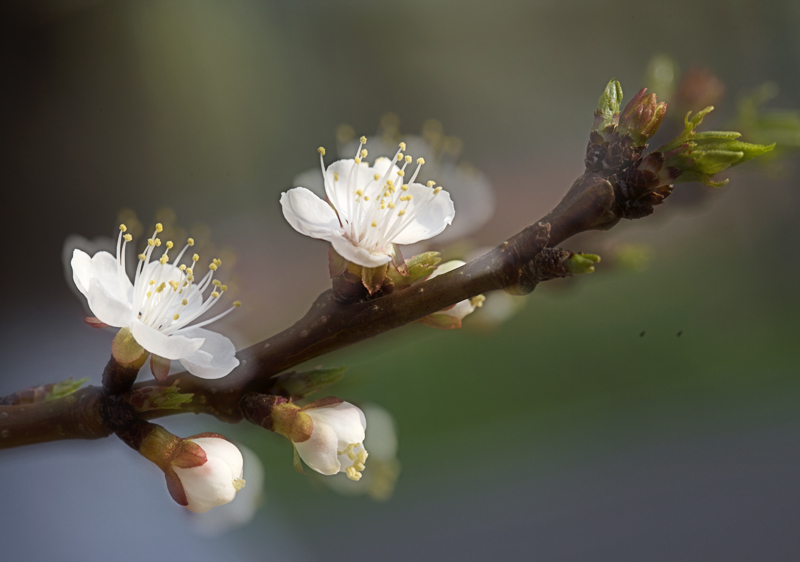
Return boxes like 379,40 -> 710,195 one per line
0,172 -> 621,449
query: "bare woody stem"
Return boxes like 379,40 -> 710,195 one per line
0,172 -> 618,449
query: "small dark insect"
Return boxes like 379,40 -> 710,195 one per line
677,330 -> 683,337
640,331 -> 646,337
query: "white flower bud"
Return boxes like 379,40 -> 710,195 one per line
172,437 -> 246,513
294,401 -> 368,481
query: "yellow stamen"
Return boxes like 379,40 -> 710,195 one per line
318,146 -> 326,156
371,221 -> 377,227
401,184 -> 409,191
233,301 -> 242,307
398,210 -> 406,216
417,157 -> 425,165
192,254 -> 199,262
397,170 -> 405,177
155,239 -> 162,247
334,172 -> 339,181
213,280 -> 221,287
220,284 -> 228,291
211,291 -> 220,298
119,224 -> 127,232
373,174 -> 380,181
166,241 -> 174,249
404,155 -> 412,164
179,264 -> 186,271
187,238 -> 194,246
159,255 -> 168,264
155,223 -> 163,233
427,180 -> 436,187
123,234 -> 132,242
360,136 -> 367,144
181,299 -> 188,306
398,142 -> 406,151
138,253 -> 146,261
209,263 -> 218,271
354,157 -> 362,164
433,187 -> 442,194
147,239 -> 155,247
173,314 -> 180,320
361,149 -> 368,158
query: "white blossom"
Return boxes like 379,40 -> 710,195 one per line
294,401 -> 368,481
70,223 -> 240,379
173,437 -> 246,514
189,444 -> 264,535
429,260 -> 485,320
282,139 -> 455,268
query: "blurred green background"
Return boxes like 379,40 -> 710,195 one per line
1,0 -> 799,560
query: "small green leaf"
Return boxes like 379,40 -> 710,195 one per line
126,381 -> 193,412
111,327 -> 146,365
564,253 -> 601,276
593,79 -> 623,132
45,378 -> 89,401
387,251 -> 441,288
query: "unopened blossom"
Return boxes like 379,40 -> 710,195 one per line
70,222 -> 240,379
293,400 -> 369,481
189,445 -> 264,536
417,260 -> 484,329
282,138 -> 455,268
323,403 -> 401,501
171,436 -> 246,514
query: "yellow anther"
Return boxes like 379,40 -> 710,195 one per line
361,149 -> 368,158
360,136 -> 367,144
220,284 -> 228,291
334,172 -> 339,181
213,279 -> 221,286
192,254 -> 199,262
209,263 -> 218,271
146,291 -> 152,298
173,314 -> 180,320
398,142 -> 406,151
187,237 -> 195,246
159,255 -> 168,264
233,301 -> 242,307
470,294 -> 486,308
166,241 -> 174,249
157,282 -> 166,292
396,153 -> 403,161
181,299 -> 188,306
355,189 -> 363,197
386,180 -> 394,188
358,449 -> 368,462
187,275 -> 195,282
354,462 -> 366,471
364,196 -> 370,201
388,202 -> 395,209
169,280 -> 179,290
138,253 -> 146,261
318,146 -> 326,156
214,258 -> 221,266
348,451 -> 357,461
401,184 -> 409,191
371,221 -> 377,227
123,234 -> 132,242
397,170 -> 405,177
417,157 -> 425,165
407,195 -> 412,200
211,291 -> 220,298
155,223 -> 163,232
179,264 -> 186,271
427,180 -> 436,187
433,186 -> 442,194
404,155 -> 412,163
149,280 -> 155,285
354,157 -> 362,164
119,224 -> 127,232
155,239 -> 162,247
398,210 -> 406,216
186,268 -> 193,275
373,174 -> 380,181
147,239 -> 155,247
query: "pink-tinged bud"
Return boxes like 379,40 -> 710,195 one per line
618,88 -> 667,145
138,426 -> 246,513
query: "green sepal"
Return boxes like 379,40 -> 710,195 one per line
111,327 -> 146,365
387,251 -> 441,289
564,253 -> 601,275
45,377 -> 90,401
593,79 -> 623,133
292,445 -> 306,475
271,367 -> 347,399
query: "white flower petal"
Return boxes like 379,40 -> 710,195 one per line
391,184 -> 455,245
131,320 -> 204,360
91,250 -> 133,302
175,438 -> 244,514
280,187 -> 343,240
177,327 -> 239,379
437,299 -> 476,319
294,421 -> 341,475
305,402 -> 366,447
71,249 -> 93,297
324,159 -> 381,222
362,403 -> 398,461
329,233 -> 392,268
86,278 -> 133,327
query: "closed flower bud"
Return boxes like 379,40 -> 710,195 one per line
617,88 -> 667,145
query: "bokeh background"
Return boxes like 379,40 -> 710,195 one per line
2,0 -> 800,560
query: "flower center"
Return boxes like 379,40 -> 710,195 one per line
337,442 -> 369,481
319,139 -> 446,253
232,477 -> 246,492
116,223 -> 241,335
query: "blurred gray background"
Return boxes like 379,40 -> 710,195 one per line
2,0 -> 800,560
